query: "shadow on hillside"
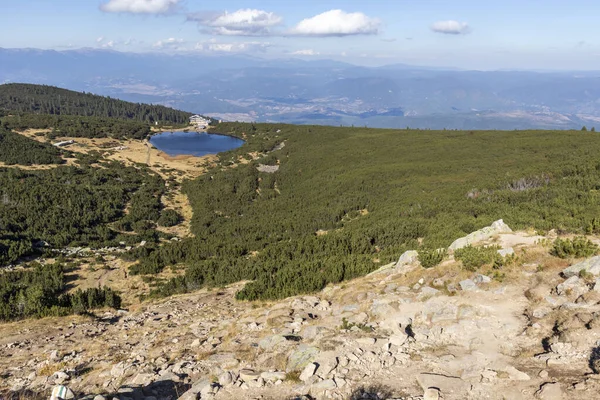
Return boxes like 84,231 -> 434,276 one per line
108,379 -> 191,400
590,345 -> 600,374
0,389 -> 47,400
1,378 -> 190,400
348,384 -> 395,400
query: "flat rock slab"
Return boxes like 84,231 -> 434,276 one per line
417,373 -> 471,400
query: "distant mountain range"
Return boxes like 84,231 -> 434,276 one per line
2,47 -> 600,130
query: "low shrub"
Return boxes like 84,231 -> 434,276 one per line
551,237 -> 599,259
454,245 -> 503,271
418,248 -> 447,269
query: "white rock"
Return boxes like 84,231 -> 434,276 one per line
389,332 -> 409,347
504,366 -> 530,381
459,279 -> 478,291
260,371 -> 286,382
562,256 -> 600,278
449,219 -> 512,252
473,274 -> 491,284
396,250 -> 419,272
299,362 -> 318,382
424,388 -> 441,400
535,382 -> 564,399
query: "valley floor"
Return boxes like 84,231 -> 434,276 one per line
3,229 -> 600,400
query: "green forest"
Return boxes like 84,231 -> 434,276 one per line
1,113 -> 151,139
0,125 -> 174,265
0,125 -> 64,165
0,83 -> 191,125
132,122 -> 600,301
0,262 -> 121,321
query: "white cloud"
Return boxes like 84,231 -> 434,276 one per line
153,37 -> 185,49
291,49 -> 320,56
188,9 -> 282,36
290,10 -> 380,37
96,37 -> 116,48
195,39 -> 271,53
100,0 -> 179,14
431,20 -> 470,35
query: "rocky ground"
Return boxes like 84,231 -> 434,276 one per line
3,223 -> 600,400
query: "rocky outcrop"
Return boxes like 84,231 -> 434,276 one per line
562,255 -> 600,278
448,219 -> 512,252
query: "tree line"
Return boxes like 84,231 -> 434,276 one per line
0,83 -> 192,125
0,262 -> 121,321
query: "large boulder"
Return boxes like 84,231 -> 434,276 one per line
286,345 -> 319,372
562,256 -> 600,278
448,220 -> 512,252
395,250 -> 420,273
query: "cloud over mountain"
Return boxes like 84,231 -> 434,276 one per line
188,9 -> 282,36
290,10 -> 380,37
431,20 -> 471,35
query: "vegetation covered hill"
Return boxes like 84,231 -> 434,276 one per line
0,124 -> 64,165
131,123 -> 600,300
1,113 -> 151,140
0,83 -> 191,125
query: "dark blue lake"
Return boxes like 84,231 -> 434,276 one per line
150,131 -> 244,157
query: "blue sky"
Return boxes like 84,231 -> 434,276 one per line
1,0 -> 599,70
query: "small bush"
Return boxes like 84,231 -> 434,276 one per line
418,248 -> 447,269
157,209 -> 182,227
454,245 -> 502,271
551,237 -> 599,259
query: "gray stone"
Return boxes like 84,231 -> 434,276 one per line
459,279 -> 478,291
356,337 -> 376,346
285,344 -> 319,372
504,366 -> 530,381
395,250 -> 419,273
389,332 -> 409,347
260,371 -> 286,382
239,369 -> 260,381
562,256 -> 600,278
556,276 -> 588,297
218,371 -> 233,386
311,379 -> 337,391
257,164 -> 279,173
448,220 -> 512,252
258,335 -> 287,350
418,286 -> 440,299
473,274 -> 491,284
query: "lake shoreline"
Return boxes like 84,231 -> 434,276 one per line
149,130 -> 245,158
